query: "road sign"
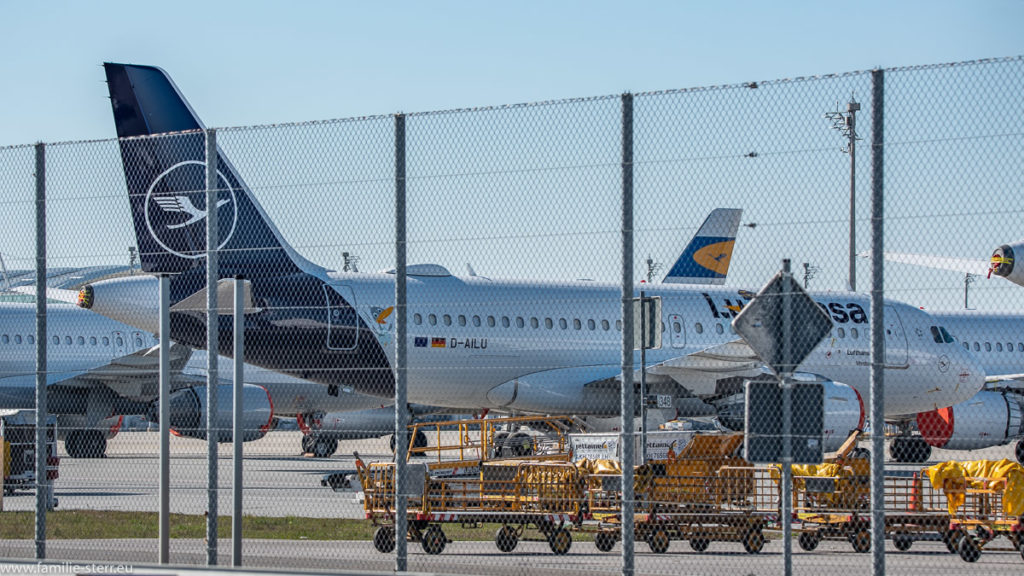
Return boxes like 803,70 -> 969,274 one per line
744,376 -> 825,464
732,271 -> 833,377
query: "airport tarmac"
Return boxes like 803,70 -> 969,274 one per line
1,431 -> 1022,575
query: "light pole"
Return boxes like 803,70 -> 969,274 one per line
826,96 -> 861,292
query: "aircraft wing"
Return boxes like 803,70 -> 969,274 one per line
862,251 -> 989,277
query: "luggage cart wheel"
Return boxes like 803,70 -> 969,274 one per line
373,526 -> 396,553
892,532 -> 913,551
743,528 -> 765,554
850,528 -> 871,553
495,525 -> 519,553
421,525 -> 447,555
798,531 -> 820,551
548,528 -> 572,555
958,534 -> 981,563
943,529 -> 965,554
689,533 -> 710,553
646,529 -> 670,554
594,531 -> 617,552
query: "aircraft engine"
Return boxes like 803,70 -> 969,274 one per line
989,241 -> 1024,287
152,384 -> 274,442
917,389 -> 1023,450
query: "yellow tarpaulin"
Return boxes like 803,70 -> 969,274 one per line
925,459 -> 1024,517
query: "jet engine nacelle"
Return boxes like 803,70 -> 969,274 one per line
917,389 -> 1023,450
989,241 -> 1024,287
309,408 -> 396,440
78,276 -> 160,334
155,384 -> 274,442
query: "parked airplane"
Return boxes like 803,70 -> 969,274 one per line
83,62 -> 988,454
871,237 -> 1024,288
0,297 -> 414,458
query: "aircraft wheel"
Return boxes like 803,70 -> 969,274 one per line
69,430 -> 106,459
958,533 -> 981,562
547,528 -> 572,555
1016,439 -> 1024,465
421,525 -> 446,555
892,532 -> 913,551
646,529 -> 670,554
301,434 -> 315,454
906,438 -> 931,463
798,531 -> 820,551
373,526 -> 396,553
943,529 -> 965,554
889,438 -> 907,462
495,525 -> 518,553
312,437 -> 337,458
64,431 -> 82,458
594,531 -> 617,552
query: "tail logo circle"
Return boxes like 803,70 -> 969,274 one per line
144,160 -> 238,259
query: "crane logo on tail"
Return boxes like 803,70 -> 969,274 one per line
144,160 -> 238,260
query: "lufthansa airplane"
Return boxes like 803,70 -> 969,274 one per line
80,63 -> 987,454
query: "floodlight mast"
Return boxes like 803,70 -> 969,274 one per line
825,96 -> 861,292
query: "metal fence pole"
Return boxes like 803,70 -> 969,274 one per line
869,68 -> 886,576
33,142 -> 47,560
781,259 -> 793,576
232,275 -> 245,566
619,92 -> 635,576
159,275 -> 171,564
205,127 -> 220,565
394,113 -> 409,573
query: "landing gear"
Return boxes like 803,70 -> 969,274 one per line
389,430 -> 428,454
312,437 -> 338,458
64,430 -> 107,459
889,437 -> 931,463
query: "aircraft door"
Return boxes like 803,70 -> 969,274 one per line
884,305 -> 909,366
668,314 -> 687,349
324,283 -> 358,351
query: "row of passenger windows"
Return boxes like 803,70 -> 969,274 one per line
0,334 -> 144,348
964,340 -> 1024,353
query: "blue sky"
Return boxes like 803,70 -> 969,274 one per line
2,1 -> 1023,312
2,1 -> 1021,146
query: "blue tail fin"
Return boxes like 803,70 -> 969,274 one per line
103,63 -> 320,279
662,208 -> 742,284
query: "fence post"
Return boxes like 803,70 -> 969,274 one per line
34,141 -> 47,559
206,127 -> 219,566
619,92 -> 635,576
870,67 -> 886,576
394,112 -> 409,573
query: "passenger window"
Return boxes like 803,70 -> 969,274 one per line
501,316 -> 510,328
53,336 -> 59,345
715,323 -> 724,334
851,328 -> 859,339
695,323 -> 703,334
103,337 -> 110,346
573,319 -> 582,330
997,343 -> 1004,352
837,327 -> 846,338
587,319 -> 595,330
545,318 -> 553,329
443,314 -> 451,326
472,315 -> 481,327
15,335 -> 22,344
530,317 -> 539,329
428,314 -> 437,326
559,318 -> 568,330
601,319 -> 610,331
413,313 -> 422,325
1019,343 -> 1024,352
1007,342 -> 1013,352
65,336 -> 72,345
78,336 -> 85,345
1,335 -> 8,344
458,315 -> 466,327
90,336 -> 97,346
487,316 -> 496,327
973,342 -> 980,352
516,317 -> 524,328
27,335 -> 33,345
985,342 -> 992,352
615,320 -> 622,331
673,321 -> 681,333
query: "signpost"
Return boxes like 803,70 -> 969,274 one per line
634,293 -> 661,463
732,260 -> 833,576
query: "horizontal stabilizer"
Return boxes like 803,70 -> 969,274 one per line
171,278 -> 263,315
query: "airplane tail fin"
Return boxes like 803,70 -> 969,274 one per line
662,208 -> 742,284
103,63 -> 320,280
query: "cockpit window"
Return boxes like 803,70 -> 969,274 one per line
931,326 -> 955,344
930,326 -> 942,344
939,327 -> 954,343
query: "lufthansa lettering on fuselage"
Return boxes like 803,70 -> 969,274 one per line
449,338 -> 488,350
701,292 -> 868,324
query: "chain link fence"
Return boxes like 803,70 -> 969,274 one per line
1,56 -> 1023,575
